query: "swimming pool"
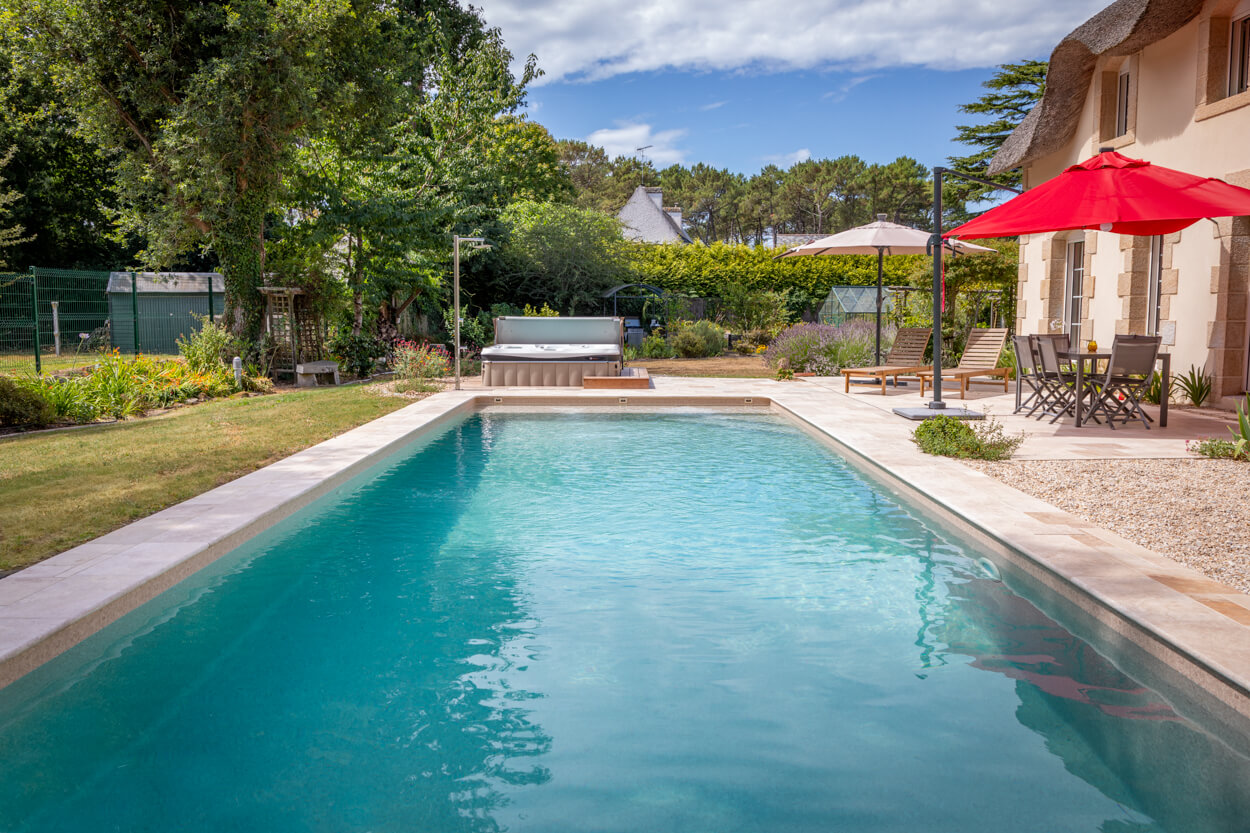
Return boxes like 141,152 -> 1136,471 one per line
1,411 -> 1247,831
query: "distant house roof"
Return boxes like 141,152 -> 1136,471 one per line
107,272 -> 225,294
990,0 -> 1203,174
617,186 -> 692,244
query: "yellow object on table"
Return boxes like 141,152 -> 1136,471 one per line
1086,339 -> 1098,352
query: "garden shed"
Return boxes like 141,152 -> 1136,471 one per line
106,272 -> 225,355
818,285 -> 893,326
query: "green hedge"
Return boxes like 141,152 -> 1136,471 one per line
629,241 -> 924,299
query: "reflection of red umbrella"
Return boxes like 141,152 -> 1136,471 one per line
946,151 -> 1250,239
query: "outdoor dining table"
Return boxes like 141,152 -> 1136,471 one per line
1058,349 -> 1170,428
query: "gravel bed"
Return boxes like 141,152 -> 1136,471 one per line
964,458 -> 1250,594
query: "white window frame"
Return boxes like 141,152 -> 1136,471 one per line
1232,14 -> 1250,97
1146,235 -> 1164,336
1064,239 -> 1086,344
1115,68 -> 1131,137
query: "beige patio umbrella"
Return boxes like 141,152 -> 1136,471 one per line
779,215 -> 993,364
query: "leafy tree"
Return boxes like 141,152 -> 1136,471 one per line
947,60 -> 1048,211
0,145 -> 33,268
556,140 -> 657,213
0,48 -> 133,270
282,23 -> 563,341
487,201 -> 633,314
3,0 -> 395,338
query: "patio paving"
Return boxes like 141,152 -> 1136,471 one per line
798,374 -> 1240,459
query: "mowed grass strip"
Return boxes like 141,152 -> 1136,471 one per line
630,355 -> 773,377
0,384 -> 410,571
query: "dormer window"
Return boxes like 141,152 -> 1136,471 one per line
1115,68 -> 1131,136
1232,14 -> 1250,96
1098,56 -> 1136,143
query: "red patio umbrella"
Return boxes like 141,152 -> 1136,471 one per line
945,151 -> 1250,239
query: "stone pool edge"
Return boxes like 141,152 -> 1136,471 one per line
2,384 -> 1248,736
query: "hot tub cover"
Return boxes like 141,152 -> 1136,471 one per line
480,343 -> 622,362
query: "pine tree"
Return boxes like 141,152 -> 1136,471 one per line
947,60 -> 1048,214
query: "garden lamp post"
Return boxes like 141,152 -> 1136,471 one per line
453,235 -> 491,391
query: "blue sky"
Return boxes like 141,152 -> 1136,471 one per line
477,0 -> 1112,176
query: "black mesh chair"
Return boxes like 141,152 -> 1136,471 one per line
1031,335 -> 1081,423
1086,336 -> 1161,429
1012,334 -> 1043,415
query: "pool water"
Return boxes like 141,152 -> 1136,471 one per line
1,411 -> 1248,832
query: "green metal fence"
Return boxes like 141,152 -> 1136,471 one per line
0,268 -> 223,376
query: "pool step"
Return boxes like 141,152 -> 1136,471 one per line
583,368 -> 651,389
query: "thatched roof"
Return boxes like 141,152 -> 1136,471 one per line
989,0 -> 1205,174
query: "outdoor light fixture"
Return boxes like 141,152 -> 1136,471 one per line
453,235 -> 492,391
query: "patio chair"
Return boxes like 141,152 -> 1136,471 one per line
916,328 -> 1011,400
841,328 -> 932,394
1031,335 -> 1080,423
1086,336 -> 1161,429
1012,334 -> 1043,415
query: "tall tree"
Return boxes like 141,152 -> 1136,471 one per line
0,47 -> 133,270
0,146 -> 33,268
947,60 -> 1048,213
3,0 -> 395,338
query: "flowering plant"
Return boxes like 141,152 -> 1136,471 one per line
393,341 -> 450,381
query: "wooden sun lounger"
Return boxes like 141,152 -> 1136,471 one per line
841,328 -> 932,394
917,328 -> 1011,399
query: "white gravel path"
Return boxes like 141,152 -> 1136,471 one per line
965,458 -> 1250,594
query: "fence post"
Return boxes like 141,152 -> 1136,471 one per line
29,267 -> 42,375
130,270 -> 140,355
51,301 -> 61,355
206,274 -> 214,324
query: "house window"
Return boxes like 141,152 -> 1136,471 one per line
1146,235 -> 1164,336
1065,239 -> 1085,344
1115,69 -> 1131,136
1232,15 -> 1250,96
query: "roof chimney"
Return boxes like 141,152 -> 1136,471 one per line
877,214 -> 888,222
646,187 -> 663,208
666,207 -> 683,227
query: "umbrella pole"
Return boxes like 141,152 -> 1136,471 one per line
930,168 -> 945,410
875,249 -> 883,366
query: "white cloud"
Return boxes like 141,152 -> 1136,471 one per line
764,148 -> 812,166
478,0 -> 1107,84
584,123 -> 689,166
699,100 -> 728,111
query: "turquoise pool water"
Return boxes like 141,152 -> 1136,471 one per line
1,411 -> 1247,832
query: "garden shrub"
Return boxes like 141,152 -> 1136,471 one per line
913,413 -> 1023,461
670,320 -> 725,358
641,333 -> 674,359
0,376 -> 54,428
330,332 -> 386,379
177,316 -> 242,375
764,320 -> 883,375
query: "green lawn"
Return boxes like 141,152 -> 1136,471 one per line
0,352 -> 181,377
0,383 -> 411,572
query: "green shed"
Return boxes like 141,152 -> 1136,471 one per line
107,272 -> 225,355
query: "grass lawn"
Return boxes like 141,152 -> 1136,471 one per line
0,383 -> 411,572
630,354 -> 773,378
0,352 -> 181,377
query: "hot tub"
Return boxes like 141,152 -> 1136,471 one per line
482,317 -> 623,386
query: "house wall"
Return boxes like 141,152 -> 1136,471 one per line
1016,3 -> 1250,403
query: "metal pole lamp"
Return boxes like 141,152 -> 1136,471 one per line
453,235 -> 491,391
